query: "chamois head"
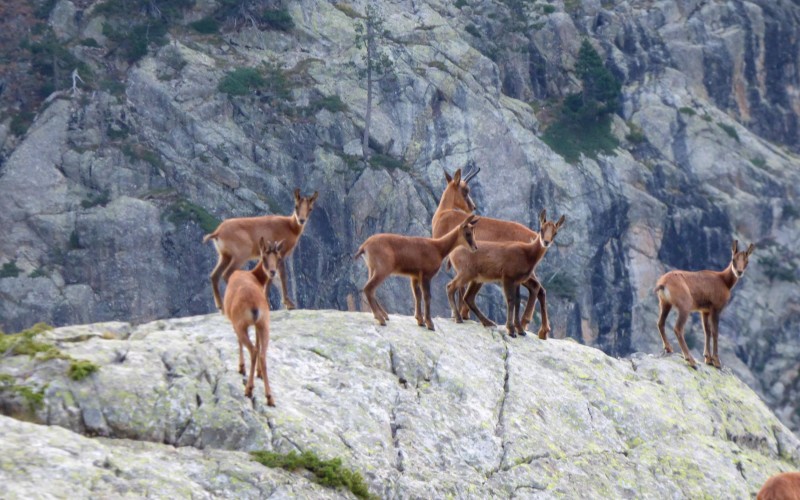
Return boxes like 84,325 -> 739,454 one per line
538,210 -> 566,248
443,165 -> 480,212
259,237 -> 284,279
459,215 -> 480,252
730,239 -> 755,278
293,188 -> 319,226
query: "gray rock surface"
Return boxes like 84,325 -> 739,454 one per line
0,0 -> 799,435
0,311 -> 798,497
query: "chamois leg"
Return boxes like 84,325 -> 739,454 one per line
701,312 -> 713,365
364,273 -> 388,326
255,321 -> 275,406
411,277 -> 424,326
536,286 -> 550,340
421,278 -> 435,331
447,277 -> 467,323
672,310 -> 697,368
234,324 -> 257,398
514,285 -> 525,337
210,253 -> 233,311
277,258 -> 296,310
656,301 -> 673,354
458,284 -> 474,319
519,277 -> 539,331
502,278 -> 518,338
463,282 -> 496,327
710,310 -> 722,369
238,339 -> 246,376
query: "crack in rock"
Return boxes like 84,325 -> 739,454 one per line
390,393 -> 404,473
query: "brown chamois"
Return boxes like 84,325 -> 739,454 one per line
204,188 -> 318,311
757,472 -> 800,500
356,215 -> 479,330
655,239 -> 755,369
432,168 -> 551,337
447,211 -> 565,338
223,238 -> 283,406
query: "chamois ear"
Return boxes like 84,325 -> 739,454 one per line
731,239 -> 739,256
746,243 -> 755,256
310,191 -> 319,203
444,169 -> 453,183
452,168 -> 462,185
555,215 -> 566,229
276,240 -> 285,253
294,188 -> 301,201
539,209 -> 547,227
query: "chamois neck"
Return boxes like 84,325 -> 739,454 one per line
250,262 -> 269,287
720,263 -> 739,290
431,225 -> 464,257
525,236 -> 548,261
289,214 -> 305,235
435,190 -> 469,217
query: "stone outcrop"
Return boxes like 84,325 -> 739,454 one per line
0,311 -> 798,497
0,0 -> 799,434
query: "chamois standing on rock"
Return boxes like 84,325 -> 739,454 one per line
448,210 -> 565,338
432,167 -> 554,338
204,189 -> 318,311
757,471 -> 800,500
223,238 -> 282,406
655,239 -> 755,369
356,215 -> 479,330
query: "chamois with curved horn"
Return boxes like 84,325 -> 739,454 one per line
432,168 -> 553,338
655,239 -> 755,369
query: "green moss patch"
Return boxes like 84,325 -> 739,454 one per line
0,375 -> 46,411
251,450 -> 374,499
68,360 -> 100,381
165,199 -> 220,233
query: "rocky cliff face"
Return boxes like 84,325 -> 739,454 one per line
0,0 -> 799,433
1,311 -> 799,497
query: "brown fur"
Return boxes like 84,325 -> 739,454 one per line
357,215 -> 479,331
655,239 -> 755,369
447,213 -> 565,338
431,168 -> 553,337
206,189 -> 318,311
757,472 -> 800,500
222,238 -> 283,406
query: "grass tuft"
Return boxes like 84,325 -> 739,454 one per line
68,359 -> 100,381
717,122 -> 740,142
165,199 -> 220,233
251,450 -> 374,499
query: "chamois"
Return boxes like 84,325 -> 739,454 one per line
757,472 -> 800,500
223,238 -> 282,406
447,211 -> 565,338
655,239 -> 755,369
356,215 -> 479,330
432,167 -> 551,337
204,188 -> 318,311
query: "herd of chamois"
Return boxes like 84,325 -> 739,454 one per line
203,166 -> 754,407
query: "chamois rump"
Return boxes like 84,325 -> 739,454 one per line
223,238 -> 283,406
205,189 -> 318,311
655,239 -> 755,369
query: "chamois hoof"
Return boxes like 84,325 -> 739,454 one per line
537,330 -> 548,340
481,320 -> 497,328
454,317 -> 463,324
283,301 -> 296,310
238,365 -> 246,376
244,386 -> 254,398
685,358 -> 698,369
704,355 -> 714,366
517,329 -> 527,337
266,394 -> 276,407
426,324 -> 435,331
711,357 -> 722,369
662,346 -> 673,355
